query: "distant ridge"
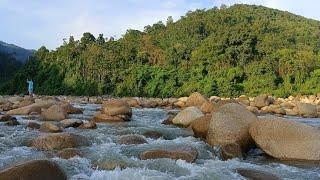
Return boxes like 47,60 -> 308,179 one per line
0,41 -> 34,63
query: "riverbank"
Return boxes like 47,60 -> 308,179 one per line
1,93 -> 319,118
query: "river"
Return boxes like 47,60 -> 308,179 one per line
0,103 -> 319,179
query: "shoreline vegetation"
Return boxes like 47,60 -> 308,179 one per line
1,4 -> 320,97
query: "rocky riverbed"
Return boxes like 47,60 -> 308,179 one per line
0,93 -> 320,179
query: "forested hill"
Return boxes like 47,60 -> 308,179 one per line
0,41 -> 34,63
1,4 -> 320,97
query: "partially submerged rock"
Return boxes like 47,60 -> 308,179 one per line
41,105 -> 67,121
39,122 -> 62,133
140,145 -> 198,163
172,107 -> 204,127
78,121 -> 97,129
236,168 -> 280,180
206,103 -> 258,159
0,160 -> 66,180
250,118 -> 320,161
59,119 -> 83,128
117,134 -> 148,145
6,101 -> 54,115
190,115 -> 211,139
30,133 -> 88,150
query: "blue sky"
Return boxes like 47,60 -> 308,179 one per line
0,0 -> 319,50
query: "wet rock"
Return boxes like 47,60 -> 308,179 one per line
12,99 -> 35,109
93,113 -> 128,123
236,168 -> 280,180
5,119 -> 20,126
186,92 -> 208,107
117,134 -> 148,145
39,122 -> 62,133
190,115 -> 211,139
161,115 -> 174,125
30,133 -> 88,150
206,103 -> 258,159
41,105 -> 67,121
78,121 -> 97,129
0,160 -> 66,180
96,161 -> 127,170
140,145 -> 198,163
57,148 -> 83,159
0,114 -> 16,122
143,131 -> 163,139
296,102 -> 317,117
102,100 -> 132,117
27,122 -> 41,129
7,101 -> 55,115
61,103 -> 83,114
250,118 -> 320,161
59,119 -> 83,128
221,143 -> 243,160
172,106 -> 204,127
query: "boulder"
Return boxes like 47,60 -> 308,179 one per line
140,145 -> 198,163
61,103 -> 83,114
161,115 -> 174,125
185,92 -> 207,107
57,148 -> 83,159
236,168 -> 280,180
116,134 -> 148,145
102,100 -> 132,117
59,119 -> 83,128
172,107 -> 204,127
27,122 -> 41,129
143,131 -> 163,139
246,106 -> 259,114
78,121 -> 97,129
41,105 -> 67,121
220,143 -> 243,160
39,122 -> 62,133
0,160 -> 66,180
92,114 -> 128,123
5,119 -> 20,126
190,115 -> 211,139
254,94 -> 272,109
200,101 -> 218,114
0,101 -> 13,111
8,96 -> 23,104
238,95 -> 250,106
249,118 -> 320,160
7,101 -> 55,115
30,133 -> 88,150
0,114 -> 16,122
206,103 -> 258,158
12,99 -> 35,109
296,102 -> 317,117
125,98 -> 140,108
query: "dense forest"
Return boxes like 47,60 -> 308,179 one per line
0,52 -> 22,82
1,4 -> 320,97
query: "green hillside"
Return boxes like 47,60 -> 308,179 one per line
1,4 -> 320,97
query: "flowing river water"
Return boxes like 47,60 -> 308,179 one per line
0,104 -> 320,179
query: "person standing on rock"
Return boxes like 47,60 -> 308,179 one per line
27,79 -> 34,97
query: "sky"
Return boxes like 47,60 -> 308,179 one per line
0,0 -> 320,50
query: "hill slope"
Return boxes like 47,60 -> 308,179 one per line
1,4 -> 320,96
0,41 -> 34,63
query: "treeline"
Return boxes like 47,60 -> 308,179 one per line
1,4 -> 320,97
0,52 -> 22,81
